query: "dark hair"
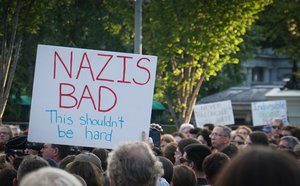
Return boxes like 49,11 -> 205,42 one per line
220,143 -> 238,158
66,161 -> 104,186
51,144 -> 71,160
282,125 -> 300,141
215,147 -> 300,186
197,128 -> 212,147
158,156 -> 174,183
203,123 -> 215,131
249,131 -> 269,146
183,144 -> 211,172
202,152 -> 230,184
92,148 -> 109,171
0,167 -> 17,186
172,165 -> 197,186
189,128 -> 202,135
178,138 -> 200,154
163,142 -> 177,164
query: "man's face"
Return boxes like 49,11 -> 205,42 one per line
0,127 -> 10,143
41,143 -> 56,159
210,127 -> 227,150
182,127 -> 191,138
271,124 -> 282,138
174,147 -> 182,165
277,140 -> 290,151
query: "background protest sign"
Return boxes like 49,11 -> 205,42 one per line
251,100 -> 288,126
194,100 -> 235,127
28,45 -> 157,149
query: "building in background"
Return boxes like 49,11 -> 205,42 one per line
197,49 -> 300,126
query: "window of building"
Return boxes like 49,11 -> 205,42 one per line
252,67 -> 265,82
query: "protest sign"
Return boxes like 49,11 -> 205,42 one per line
28,45 -> 157,149
251,100 -> 288,126
194,100 -> 234,127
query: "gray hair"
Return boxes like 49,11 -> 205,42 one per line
17,155 -> 49,182
179,123 -> 195,132
107,141 -> 163,186
20,167 -> 83,186
216,125 -> 232,137
281,136 -> 300,150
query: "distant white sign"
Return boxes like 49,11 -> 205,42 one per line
251,100 -> 288,126
194,100 -> 234,127
28,45 -> 157,149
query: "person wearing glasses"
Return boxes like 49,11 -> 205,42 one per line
270,118 -> 284,144
277,136 -> 300,153
0,125 -> 12,154
210,125 -> 232,153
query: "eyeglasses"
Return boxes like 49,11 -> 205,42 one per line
277,145 -> 290,150
209,133 -> 224,138
272,126 -> 281,129
179,157 -> 191,164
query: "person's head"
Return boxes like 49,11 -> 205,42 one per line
59,155 -> 76,169
158,156 -> 174,184
278,136 -> 300,151
203,123 -> 215,131
281,125 -> 300,141
19,167 -> 83,186
245,131 -> 269,148
231,133 -> 246,146
16,155 -> 50,184
210,125 -> 231,151
163,142 -> 177,164
220,143 -> 238,158
182,144 -> 211,174
236,125 -> 252,138
271,118 -> 284,138
160,134 -> 176,153
0,125 -> 12,143
65,161 -> 104,186
214,147 -> 300,186
189,128 -> 202,139
174,138 -> 200,165
0,167 -> 17,186
107,141 -> 163,186
179,123 -> 195,138
197,128 -> 212,147
202,152 -> 230,185
41,144 -> 71,163
91,148 -> 109,171
172,132 -> 186,143
172,165 -> 197,186
74,152 -> 103,172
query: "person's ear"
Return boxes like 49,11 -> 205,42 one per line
109,176 -> 116,186
13,177 -> 18,186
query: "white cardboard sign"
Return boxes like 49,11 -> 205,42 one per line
194,100 -> 234,127
251,100 -> 288,126
28,45 -> 157,149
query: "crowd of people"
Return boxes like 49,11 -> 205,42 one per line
1,119 -> 300,186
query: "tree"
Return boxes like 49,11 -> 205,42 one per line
0,0 -> 67,122
139,1 -> 271,127
0,0 -> 33,123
